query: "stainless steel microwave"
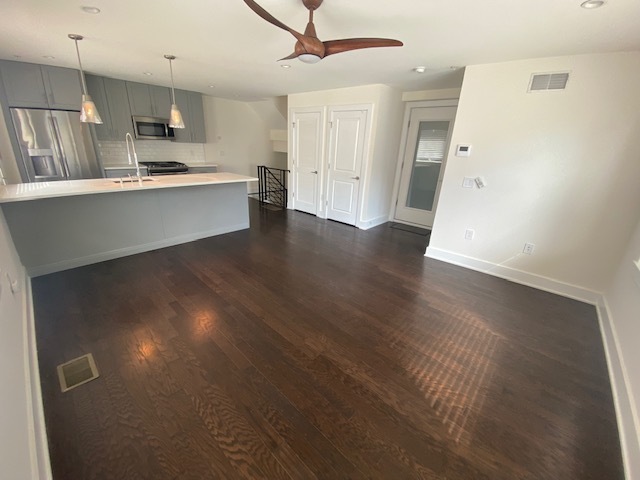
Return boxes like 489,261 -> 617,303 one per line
132,116 -> 175,140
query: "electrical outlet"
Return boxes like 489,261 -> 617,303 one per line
464,229 -> 475,240
523,243 -> 535,255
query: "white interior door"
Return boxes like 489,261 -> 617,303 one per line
394,106 -> 456,228
291,108 -> 324,215
325,107 -> 369,226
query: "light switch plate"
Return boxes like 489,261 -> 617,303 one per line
462,177 -> 475,188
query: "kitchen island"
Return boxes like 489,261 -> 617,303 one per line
0,173 -> 257,276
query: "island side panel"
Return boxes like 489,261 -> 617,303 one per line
2,182 -> 250,276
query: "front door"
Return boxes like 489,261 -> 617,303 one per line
394,106 -> 456,228
291,108 -> 324,215
325,107 -> 369,226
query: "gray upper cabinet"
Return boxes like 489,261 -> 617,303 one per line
0,61 -> 81,110
106,78 -> 134,139
150,85 -> 171,119
126,81 -> 171,118
85,74 -> 111,140
80,73 -> 203,144
173,89 -> 191,143
85,75 -> 133,141
173,89 -> 206,144
42,66 -> 82,110
188,91 -> 206,143
0,61 -> 48,108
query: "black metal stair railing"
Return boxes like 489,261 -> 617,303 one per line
257,166 -> 288,209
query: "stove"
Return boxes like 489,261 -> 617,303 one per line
139,161 -> 189,175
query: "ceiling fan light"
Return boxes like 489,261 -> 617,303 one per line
80,94 -> 103,124
298,54 -> 322,64
169,104 -> 185,129
580,0 -> 605,8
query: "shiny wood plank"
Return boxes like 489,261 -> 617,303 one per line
32,199 -> 624,479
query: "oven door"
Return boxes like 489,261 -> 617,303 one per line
132,116 -> 175,140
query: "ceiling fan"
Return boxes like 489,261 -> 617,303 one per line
243,0 -> 403,64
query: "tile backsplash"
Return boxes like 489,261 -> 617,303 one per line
98,140 -> 207,166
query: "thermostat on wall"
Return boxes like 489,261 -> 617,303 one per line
456,144 -> 472,157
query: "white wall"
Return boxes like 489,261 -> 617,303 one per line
0,208 -> 44,479
428,52 -> 640,295
604,214 -> 640,479
361,87 -> 404,225
203,96 -> 286,193
288,84 -> 404,228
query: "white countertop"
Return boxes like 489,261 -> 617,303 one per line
0,172 -> 258,203
103,163 -> 219,170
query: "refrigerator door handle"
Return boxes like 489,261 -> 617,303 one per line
50,116 -> 71,179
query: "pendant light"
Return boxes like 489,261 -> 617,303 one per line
164,55 -> 185,129
68,34 -> 102,124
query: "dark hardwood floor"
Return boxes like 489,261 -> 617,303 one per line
32,199 -> 624,479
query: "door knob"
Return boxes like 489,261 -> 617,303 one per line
311,170 -> 318,174
351,176 -> 360,180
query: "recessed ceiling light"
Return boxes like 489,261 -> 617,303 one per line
208,84 -> 216,88
81,6 -> 101,14
413,66 -> 426,73
143,72 -> 153,76
42,55 -> 55,59
580,0 -> 605,8
281,64 -> 291,69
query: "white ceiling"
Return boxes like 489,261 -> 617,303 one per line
0,0 -> 638,101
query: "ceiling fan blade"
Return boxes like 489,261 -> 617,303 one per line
243,0 -> 304,41
323,38 -> 403,57
279,52 -> 300,61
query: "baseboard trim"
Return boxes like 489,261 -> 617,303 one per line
23,275 -> 52,480
425,247 -> 600,304
358,215 -> 389,231
27,223 -> 249,277
596,296 -> 638,480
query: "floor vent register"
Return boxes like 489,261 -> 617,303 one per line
56,353 -> 100,393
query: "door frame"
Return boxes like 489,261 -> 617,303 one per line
288,106 -> 327,212
389,99 -> 459,228
324,104 -> 373,225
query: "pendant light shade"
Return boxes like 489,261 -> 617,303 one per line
170,104 -> 185,129
164,55 -> 185,129
80,94 -> 102,124
68,34 -> 103,124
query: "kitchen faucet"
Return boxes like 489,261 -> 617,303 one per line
125,132 -> 142,185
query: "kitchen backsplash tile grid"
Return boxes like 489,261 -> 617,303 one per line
98,140 -> 207,166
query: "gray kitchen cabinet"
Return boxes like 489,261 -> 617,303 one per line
0,61 -> 48,108
126,81 -> 171,118
85,74 -> 111,140
0,61 -> 81,110
105,78 -> 134,139
173,89 -> 206,144
42,65 -> 82,110
188,91 -> 206,143
85,75 -> 133,141
150,85 -> 171,119
172,89 -> 191,143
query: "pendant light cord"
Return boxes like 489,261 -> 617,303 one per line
168,58 -> 177,104
73,39 -> 89,95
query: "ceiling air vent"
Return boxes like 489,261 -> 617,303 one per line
528,72 -> 569,92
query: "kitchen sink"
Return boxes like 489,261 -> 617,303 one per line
112,177 -> 156,183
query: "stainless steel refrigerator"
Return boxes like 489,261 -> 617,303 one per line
10,108 -> 103,182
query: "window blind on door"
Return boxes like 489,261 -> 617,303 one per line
415,121 -> 450,163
